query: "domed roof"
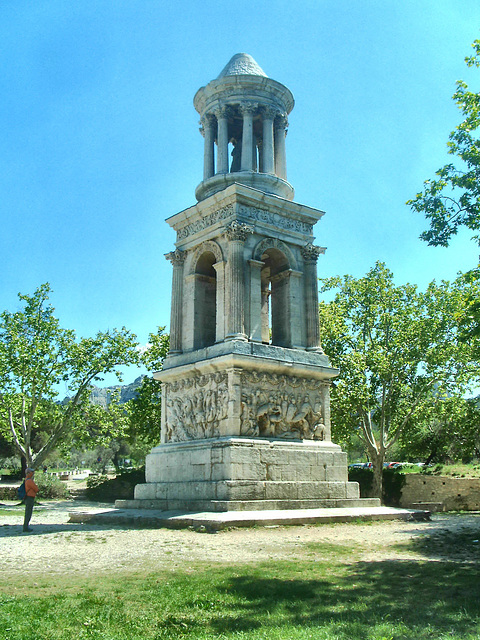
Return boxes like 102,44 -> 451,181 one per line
217,53 -> 267,79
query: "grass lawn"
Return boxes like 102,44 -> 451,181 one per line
1,525 -> 479,640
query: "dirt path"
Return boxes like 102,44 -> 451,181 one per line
1,500 -> 479,580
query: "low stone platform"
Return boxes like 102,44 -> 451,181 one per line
68,505 -> 430,530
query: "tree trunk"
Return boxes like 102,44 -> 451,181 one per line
370,450 -> 385,503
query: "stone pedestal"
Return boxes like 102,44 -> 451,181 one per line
126,438 -> 363,512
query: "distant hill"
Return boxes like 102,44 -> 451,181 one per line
89,376 -> 144,408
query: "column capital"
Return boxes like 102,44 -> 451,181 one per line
261,105 -> 278,120
224,221 -> 254,242
165,248 -> 186,266
239,101 -> 259,116
301,243 -> 326,262
275,113 -> 289,130
214,104 -> 232,119
200,113 -> 216,132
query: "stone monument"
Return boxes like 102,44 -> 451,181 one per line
123,54 -> 376,512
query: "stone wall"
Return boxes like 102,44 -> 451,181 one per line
399,474 -> 480,511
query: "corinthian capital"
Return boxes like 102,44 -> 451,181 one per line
275,114 -> 289,130
239,101 -> 259,116
301,243 -> 326,262
224,221 -> 254,242
165,248 -> 186,266
201,113 -> 216,130
214,104 -> 231,119
261,105 -> 278,121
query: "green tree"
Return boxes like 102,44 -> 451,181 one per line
319,262 -> 478,500
398,394 -> 480,464
0,284 -> 140,469
128,327 -> 169,449
408,40 -> 480,247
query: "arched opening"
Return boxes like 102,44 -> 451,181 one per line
260,248 -> 291,348
193,251 -> 217,349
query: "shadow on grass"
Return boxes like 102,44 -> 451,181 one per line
395,521 -> 480,562
197,559 -> 480,637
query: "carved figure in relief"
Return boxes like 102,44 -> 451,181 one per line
239,374 -> 327,440
164,373 -> 230,442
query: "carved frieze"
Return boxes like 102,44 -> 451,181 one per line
164,372 -> 229,442
240,371 -> 328,441
176,204 -> 234,241
238,205 -> 313,235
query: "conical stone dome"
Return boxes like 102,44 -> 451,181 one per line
217,53 -> 267,78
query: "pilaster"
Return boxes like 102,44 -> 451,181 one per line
165,249 -> 186,354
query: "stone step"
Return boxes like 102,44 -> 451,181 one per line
68,504 -> 431,530
116,497 -> 380,512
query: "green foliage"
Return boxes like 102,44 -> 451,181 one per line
36,473 -> 70,499
0,284 -> 140,468
85,467 -> 145,502
127,328 -> 169,448
398,395 -> 480,463
347,468 -> 406,506
320,262 -> 478,499
408,40 -> 480,247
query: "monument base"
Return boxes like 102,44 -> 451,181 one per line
120,437 -> 380,512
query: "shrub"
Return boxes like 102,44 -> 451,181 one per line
85,467 -> 145,502
36,473 -> 70,499
348,467 -> 406,506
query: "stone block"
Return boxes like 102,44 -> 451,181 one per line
223,481 -> 265,500
230,446 -> 260,464
346,482 -> 360,499
134,483 -> 156,500
191,464 -> 207,481
265,482 -> 297,500
230,462 -> 265,481
327,466 -> 348,482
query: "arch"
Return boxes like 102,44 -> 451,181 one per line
192,247 -> 219,349
252,237 -> 297,270
189,240 -> 224,276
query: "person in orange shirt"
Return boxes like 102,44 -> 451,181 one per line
23,468 -> 39,533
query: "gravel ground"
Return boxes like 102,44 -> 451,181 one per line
2,500 -> 480,580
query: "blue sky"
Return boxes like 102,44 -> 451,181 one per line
1,1 -> 480,385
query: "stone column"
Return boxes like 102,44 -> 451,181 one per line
224,221 -> 253,341
248,259 -> 265,342
215,106 -> 230,174
201,113 -> 216,180
261,285 -> 270,343
240,102 -> 257,172
301,243 -> 325,352
261,106 -> 276,174
165,249 -> 186,354
213,260 -> 226,343
274,114 -> 288,180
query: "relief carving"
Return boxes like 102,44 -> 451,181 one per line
238,205 -> 313,235
240,371 -> 328,441
176,204 -> 234,241
164,372 -> 228,442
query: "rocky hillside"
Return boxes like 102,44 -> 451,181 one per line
89,376 -> 144,408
